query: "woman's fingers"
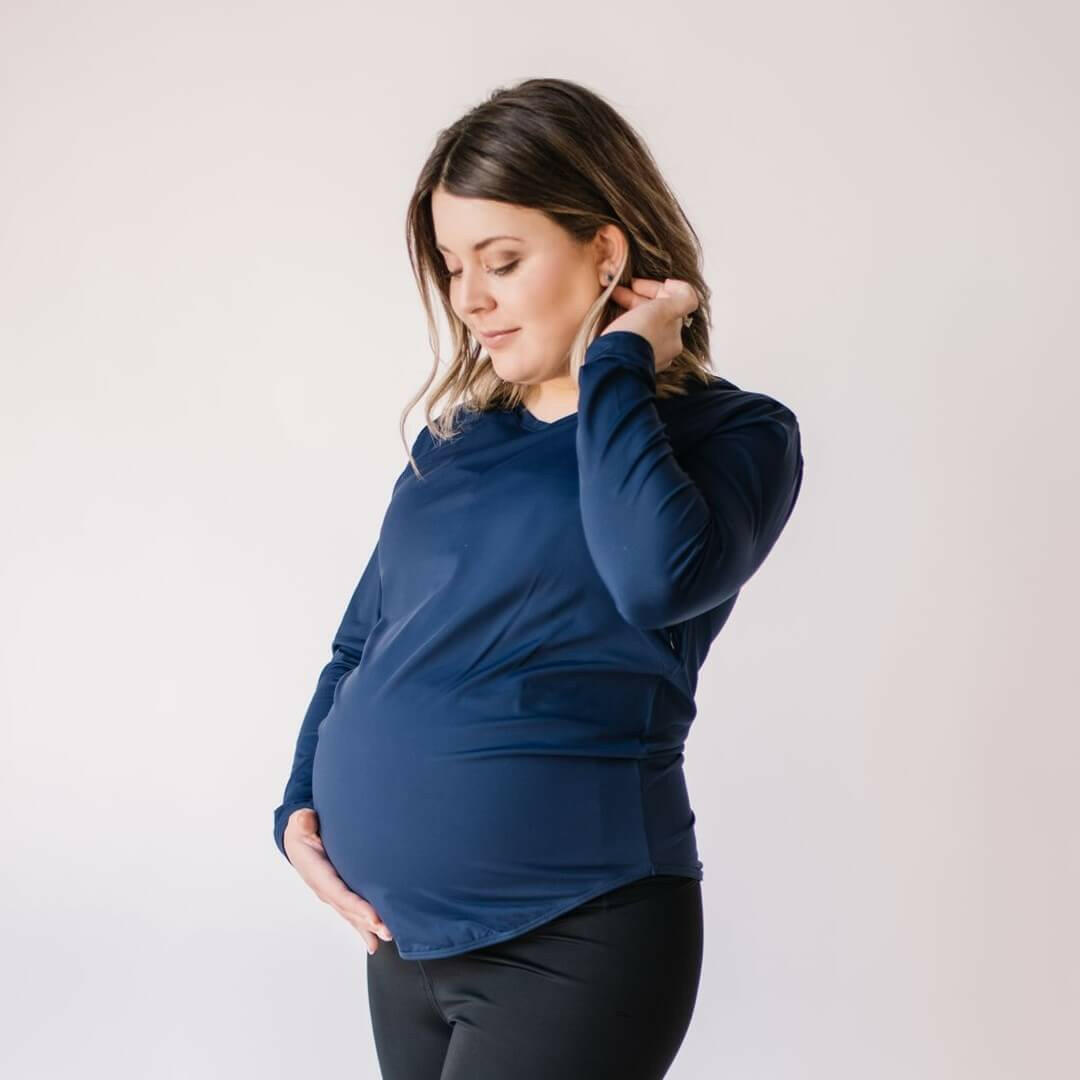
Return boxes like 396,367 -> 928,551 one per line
322,886 -> 380,945
324,893 -> 392,953
628,277 -> 662,298
334,884 -> 393,935
616,278 -> 699,320
610,283 -> 648,308
289,830 -> 395,951
329,901 -> 380,954
319,875 -> 394,943
332,900 -> 392,953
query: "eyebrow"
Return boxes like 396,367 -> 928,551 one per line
435,234 -> 523,254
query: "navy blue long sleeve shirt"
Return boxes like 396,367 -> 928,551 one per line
273,330 -> 803,959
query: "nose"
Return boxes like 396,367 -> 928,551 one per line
455,268 -> 496,318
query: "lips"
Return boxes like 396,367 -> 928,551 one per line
478,328 -> 519,347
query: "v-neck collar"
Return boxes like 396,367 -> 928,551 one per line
514,404 -> 578,432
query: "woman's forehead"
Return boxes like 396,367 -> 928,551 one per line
431,191 -> 549,244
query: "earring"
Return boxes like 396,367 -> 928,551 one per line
602,272 -> 613,286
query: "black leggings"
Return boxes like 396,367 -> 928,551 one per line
366,874 -> 703,1080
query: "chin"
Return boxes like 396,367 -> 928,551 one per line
489,353 -> 539,384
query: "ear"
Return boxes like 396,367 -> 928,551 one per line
591,223 -> 630,280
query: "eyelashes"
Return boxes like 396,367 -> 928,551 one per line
446,260 -> 520,280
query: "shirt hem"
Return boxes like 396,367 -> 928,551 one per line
392,863 -> 704,960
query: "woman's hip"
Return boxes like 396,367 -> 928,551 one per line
369,874 -> 703,1078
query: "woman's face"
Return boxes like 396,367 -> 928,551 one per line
431,185 -> 612,386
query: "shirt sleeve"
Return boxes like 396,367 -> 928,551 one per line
576,330 -> 804,629
272,540 -> 383,863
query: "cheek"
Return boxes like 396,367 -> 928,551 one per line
517,263 -> 588,329
523,263 -> 566,311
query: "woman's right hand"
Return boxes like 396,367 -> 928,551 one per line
283,808 -> 394,956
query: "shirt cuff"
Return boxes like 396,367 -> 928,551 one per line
274,801 -> 315,862
583,330 -> 656,380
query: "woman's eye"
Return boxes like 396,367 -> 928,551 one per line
446,260 -> 519,280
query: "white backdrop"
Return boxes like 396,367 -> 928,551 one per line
1,2 -> 1076,1077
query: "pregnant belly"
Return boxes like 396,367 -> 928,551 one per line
310,701 -> 649,913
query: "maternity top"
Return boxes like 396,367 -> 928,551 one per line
272,330 -> 804,959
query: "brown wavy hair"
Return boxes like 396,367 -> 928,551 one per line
400,76 -> 715,478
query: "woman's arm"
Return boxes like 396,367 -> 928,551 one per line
576,330 -> 804,628
272,540 -> 382,862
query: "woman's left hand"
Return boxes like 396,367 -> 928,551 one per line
600,277 -> 700,373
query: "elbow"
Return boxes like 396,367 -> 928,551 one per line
609,544 -> 762,629
611,589 -> 672,631
590,559 -> 678,628
608,576 -> 717,630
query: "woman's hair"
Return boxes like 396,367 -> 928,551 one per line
400,76 -> 715,477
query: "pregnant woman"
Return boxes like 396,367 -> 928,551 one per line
272,76 -> 804,1080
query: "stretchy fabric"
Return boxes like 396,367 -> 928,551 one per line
273,329 -> 803,959
366,873 -> 704,1080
